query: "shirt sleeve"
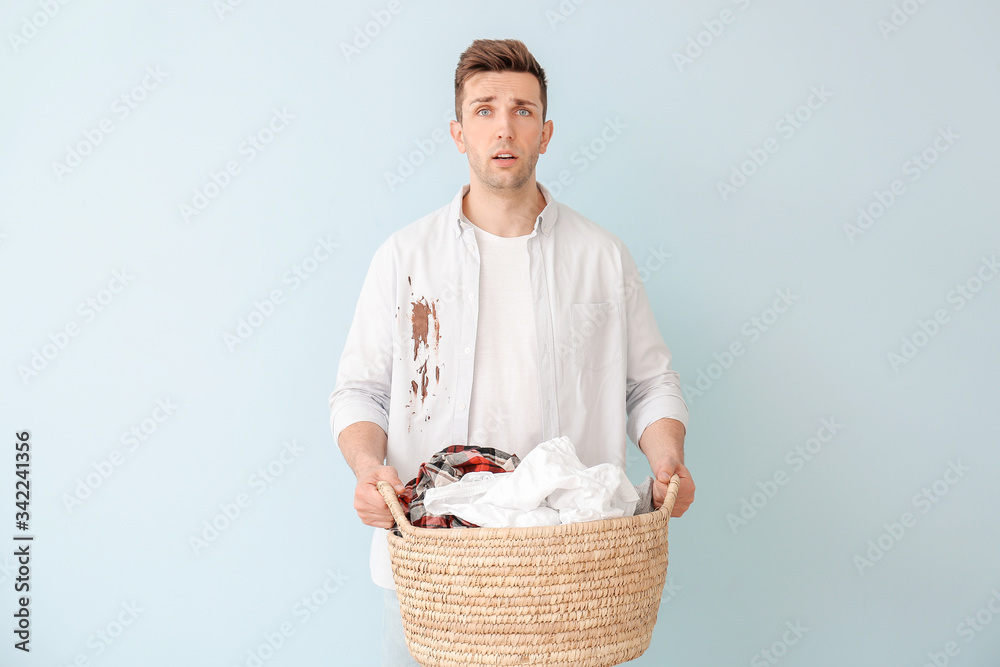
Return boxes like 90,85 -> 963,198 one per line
328,239 -> 396,447
620,242 -> 690,446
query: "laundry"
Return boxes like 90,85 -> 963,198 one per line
395,445 -> 519,534
423,436 -> 653,528
422,470 -> 559,527
633,475 -> 656,517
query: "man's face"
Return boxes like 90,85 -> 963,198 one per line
450,71 -> 553,193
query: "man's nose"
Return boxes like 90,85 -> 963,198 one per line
495,116 -> 513,140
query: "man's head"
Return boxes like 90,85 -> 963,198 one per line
454,39 -> 547,123
450,39 -> 553,195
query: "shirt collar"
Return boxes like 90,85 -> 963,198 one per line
449,182 -> 559,238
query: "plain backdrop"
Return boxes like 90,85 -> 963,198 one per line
1,1 -> 999,665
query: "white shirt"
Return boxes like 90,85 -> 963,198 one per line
329,183 -> 689,588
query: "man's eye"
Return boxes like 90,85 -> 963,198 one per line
477,108 -> 490,116
516,109 -> 529,116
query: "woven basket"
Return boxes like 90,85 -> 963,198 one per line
376,474 -> 680,667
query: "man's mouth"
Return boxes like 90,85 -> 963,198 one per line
492,152 -> 517,165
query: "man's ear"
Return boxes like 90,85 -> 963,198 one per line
538,119 -> 554,155
449,119 -> 467,154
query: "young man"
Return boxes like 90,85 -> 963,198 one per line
330,38 -> 693,665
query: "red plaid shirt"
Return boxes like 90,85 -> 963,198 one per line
395,445 -> 519,533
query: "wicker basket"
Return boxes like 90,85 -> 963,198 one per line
376,474 -> 680,667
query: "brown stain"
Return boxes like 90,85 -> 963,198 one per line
411,298 -> 432,362
416,359 -> 429,402
407,282 -> 445,424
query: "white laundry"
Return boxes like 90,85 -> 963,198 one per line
423,472 -> 560,527
422,436 -> 639,528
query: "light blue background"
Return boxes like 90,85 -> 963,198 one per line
2,1 -> 998,665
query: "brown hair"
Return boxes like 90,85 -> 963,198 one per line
454,39 -> 548,123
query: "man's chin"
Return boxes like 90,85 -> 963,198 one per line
481,170 -> 532,192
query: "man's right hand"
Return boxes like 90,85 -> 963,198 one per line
353,465 -> 405,529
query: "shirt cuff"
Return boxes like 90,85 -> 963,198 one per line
627,395 -> 690,448
331,403 -> 389,447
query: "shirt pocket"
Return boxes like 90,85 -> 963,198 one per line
570,302 -> 623,371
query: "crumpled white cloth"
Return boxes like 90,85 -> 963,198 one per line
422,436 -> 639,527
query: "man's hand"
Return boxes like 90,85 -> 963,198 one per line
650,458 -> 695,517
637,417 -> 694,517
353,465 -> 405,529
339,421 -> 401,528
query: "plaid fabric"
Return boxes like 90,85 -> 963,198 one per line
394,445 -> 519,534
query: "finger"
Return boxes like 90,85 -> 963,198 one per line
373,466 -> 405,492
653,462 -> 674,483
359,490 -> 398,517
355,490 -> 393,525
361,514 -> 395,529
671,477 -> 695,517
373,479 -> 404,496
358,504 -> 395,527
652,477 -> 673,509
651,466 -> 678,501
359,480 -> 403,512
357,465 -> 406,491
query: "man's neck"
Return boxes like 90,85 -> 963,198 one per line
462,179 -> 547,238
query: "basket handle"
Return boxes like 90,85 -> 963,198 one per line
659,474 -> 682,517
376,480 -> 414,535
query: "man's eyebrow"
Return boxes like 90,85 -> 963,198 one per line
467,95 -> 538,108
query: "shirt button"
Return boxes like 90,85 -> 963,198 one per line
464,347 -> 471,354
468,293 -> 475,300
467,244 -> 474,252
459,403 -> 466,410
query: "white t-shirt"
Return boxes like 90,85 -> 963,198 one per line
465,222 -> 543,455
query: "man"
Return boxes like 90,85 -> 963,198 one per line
329,38 -> 694,666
